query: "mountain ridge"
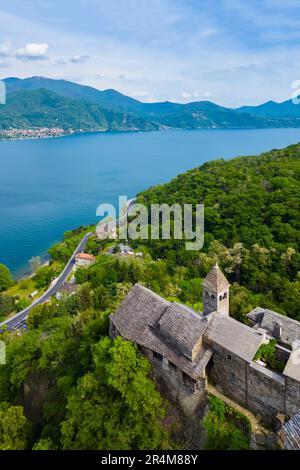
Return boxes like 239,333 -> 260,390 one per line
2,76 -> 300,133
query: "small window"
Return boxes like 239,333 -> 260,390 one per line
219,295 -> 223,301
153,351 -> 163,362
169,362 -> 177,371
228,354 -> 232,361
232,372 -> 235,380
211,294 -> 216,300
112,324 -> 116,331
223,292 -> 227,299
182,372 -> 190,386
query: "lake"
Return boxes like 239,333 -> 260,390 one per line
0,128 -> 300,277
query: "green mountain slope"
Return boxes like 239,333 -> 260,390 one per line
153,103 -> 300,129
3,76 -> 300,131
4,76 -> 142,111
237,97 -> 300,118
0,89 -> 159,132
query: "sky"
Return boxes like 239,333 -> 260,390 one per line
0,0 -> 300,107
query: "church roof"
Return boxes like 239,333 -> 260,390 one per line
283,347 -> 300,382
110,284 -> 212,379
158,303 -> 208,360
248,308 -> 300,348
279,413 -> 300,450
203,263 -> 230,292
111,284 -> 169,340
206,314 -> 264,362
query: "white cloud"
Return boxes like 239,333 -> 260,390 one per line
181,90 -> 201,100
1,3 -> 300,106
0,41 -> 11,57
69,54 -> 90,64
15,42 -> 49,60
181,91 -> 192,99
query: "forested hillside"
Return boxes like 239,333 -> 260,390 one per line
2,76 -> 300,134
0,89 -> 159,132
0,143 -> 299,450
138,143 -> 300,320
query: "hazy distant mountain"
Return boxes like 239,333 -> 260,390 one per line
3,77 -> 142,111
237,98 -> 300,118
154,103 -> 294,129
2,76 -> 300,132
0,88 -> 159,132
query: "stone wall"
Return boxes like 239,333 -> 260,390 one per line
275,344 -> 291,364
109,319 -> 119,339
140,345 -> 207,415
285,377 -> 300,418
247,363 -> 285,423
209,344 -> 247,406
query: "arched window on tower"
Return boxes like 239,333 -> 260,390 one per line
223,292 -> 227,299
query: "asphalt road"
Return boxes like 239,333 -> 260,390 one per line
0,232 -> 93,332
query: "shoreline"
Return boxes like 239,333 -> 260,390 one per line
0,127 -> 152,143
2,126 -> 300,143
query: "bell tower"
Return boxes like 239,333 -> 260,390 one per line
203,263 -> 230,316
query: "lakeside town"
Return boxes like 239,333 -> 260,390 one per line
0,127 -> 75,140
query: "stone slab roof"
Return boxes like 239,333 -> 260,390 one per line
247,307 -> 265,325
206,314 -> 264,362
259,309 -> 300,348
158,303 -> 208,360
279,413 -> 300,450
111,284 -> 212,379
142,326 -> 213,380
203,263 -> 230,292
111,284 -> 169,341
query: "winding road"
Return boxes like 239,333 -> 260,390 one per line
0,232 -> 93,333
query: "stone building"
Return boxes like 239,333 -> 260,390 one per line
109,264 -> 300,431
278,412 -> 300,450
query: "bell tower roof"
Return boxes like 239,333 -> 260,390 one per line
203,263 -> 230,292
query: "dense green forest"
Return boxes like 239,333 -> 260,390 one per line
138,143 -> 300,321
0,143 -> 299,449
0,89 -> 159,132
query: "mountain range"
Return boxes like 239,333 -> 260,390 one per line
1,76 -> 300,134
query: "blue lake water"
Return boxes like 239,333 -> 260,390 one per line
1,128 -> 300,278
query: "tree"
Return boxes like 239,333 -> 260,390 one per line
94,285 -> 110,310
0,295 -> 15,318
0,264 -> 14,292
60,337 -> 172,450
16,298 -> 30,312
203,396 -> 250,450
32,438 -> 57,450
0,405 -> 29,450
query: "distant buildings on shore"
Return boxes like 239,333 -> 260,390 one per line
0,127 -> 75,140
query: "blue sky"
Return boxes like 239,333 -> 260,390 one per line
0,0 -> 299,106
